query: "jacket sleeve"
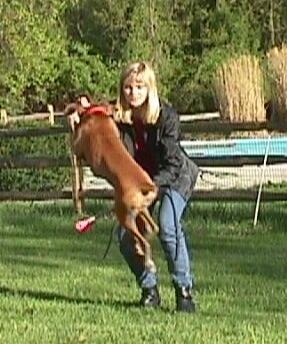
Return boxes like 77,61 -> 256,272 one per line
117,123 -> 135,157
153,106 -> 183,188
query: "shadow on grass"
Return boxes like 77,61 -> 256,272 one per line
0,200 -> 115,238
0,199 -> 118,248
1,201 -> 286,289
0,285 -> 173,313
1,209 -> 123,270
1,229 -> 124,269
0,285 -> 96,305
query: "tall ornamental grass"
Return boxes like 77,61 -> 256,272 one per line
267,45 -> 287,121
214,55 -> 265,122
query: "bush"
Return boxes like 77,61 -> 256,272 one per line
0,121 -> 71,191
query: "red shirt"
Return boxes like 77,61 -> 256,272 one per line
133,117 -> 157,177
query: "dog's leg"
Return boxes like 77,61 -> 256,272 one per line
116,205 -> 155,272
139,208 -> 159,235
128,220 -> 155,272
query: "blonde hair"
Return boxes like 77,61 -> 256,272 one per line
114,61 -> 160,124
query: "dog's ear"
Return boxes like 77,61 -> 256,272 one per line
79,95 -> 91,109
76,93 -> 93,106
64,103 -> 78,116
68,110 -> 81,131
64,102 -> 81,132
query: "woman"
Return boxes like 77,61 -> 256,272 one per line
114,61 -> 199,313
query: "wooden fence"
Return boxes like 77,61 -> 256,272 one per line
1,108 -> 287,213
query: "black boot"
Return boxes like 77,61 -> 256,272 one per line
175,286 -> 195,313
140,286 -> 161,308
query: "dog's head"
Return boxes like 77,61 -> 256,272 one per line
64,95 -> 114,131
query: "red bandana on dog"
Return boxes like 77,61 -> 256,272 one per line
85,105 -> 109,116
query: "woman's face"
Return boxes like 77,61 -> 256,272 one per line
122,74 -> 148,108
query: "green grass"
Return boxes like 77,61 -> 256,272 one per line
0,200 -> 286,343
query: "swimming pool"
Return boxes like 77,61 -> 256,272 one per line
181,136 -> 287,157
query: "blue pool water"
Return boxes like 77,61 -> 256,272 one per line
181,136 -> 287,157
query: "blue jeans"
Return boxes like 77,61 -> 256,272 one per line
118,188 -> 193,289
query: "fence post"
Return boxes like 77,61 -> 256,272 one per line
47,104 -> 55,126
0,109 -> 8,125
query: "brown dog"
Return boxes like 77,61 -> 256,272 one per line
64,96 -> 159,270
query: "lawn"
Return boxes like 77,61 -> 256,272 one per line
0,200 -> 286,344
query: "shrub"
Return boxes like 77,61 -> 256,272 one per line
0,121 -> 71,191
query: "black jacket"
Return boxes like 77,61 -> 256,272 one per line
117,101 -> 199,200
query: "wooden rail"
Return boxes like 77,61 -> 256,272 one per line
0,155 -> 286,169
1,108 -> 219,125
2,120 -> 287,138
0,127 -> 67,138
1,189 -> 287,202
181,120 -> 287,133
80,189 -> 287,202
1,112 -> 287,212
0,156 -> 70,169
